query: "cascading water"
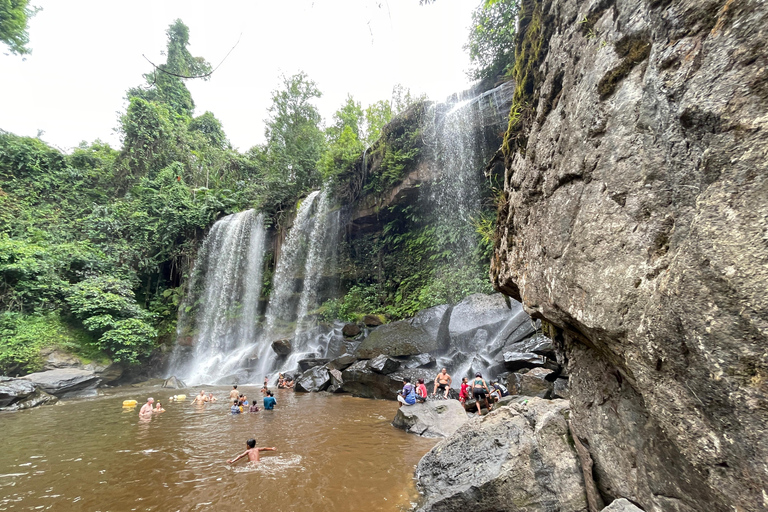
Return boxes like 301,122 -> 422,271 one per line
168,209 -> 267,385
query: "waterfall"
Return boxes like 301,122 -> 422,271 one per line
168,209 -> 267,385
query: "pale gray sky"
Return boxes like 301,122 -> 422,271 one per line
0,0 -> 476,152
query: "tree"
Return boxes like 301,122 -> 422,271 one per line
262,72 -> 325,196
127,19 -> 211,117
363,99 -> 392,146
0,0 -> 38,55
464,0 -> 519,81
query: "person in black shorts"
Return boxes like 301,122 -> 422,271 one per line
433,368 -> 452,399
472,372 -> 492,414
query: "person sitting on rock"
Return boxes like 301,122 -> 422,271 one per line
459,377 -> 471,404
433,368 -> 452,399
278,373 -> 286,388
398,377 -> 417,407
416,378 -> 428,403
284,376 -> 294,389
472,373 -> 492,414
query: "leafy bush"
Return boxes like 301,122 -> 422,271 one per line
96,318 -> 157,364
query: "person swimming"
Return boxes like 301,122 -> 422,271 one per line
227,439 -> 276,464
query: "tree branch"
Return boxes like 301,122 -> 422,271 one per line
142,33 -> 242,80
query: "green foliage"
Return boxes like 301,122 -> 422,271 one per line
127,19 -> 211,117
363,100 -> 392,146
0,312 -> 98,375
189,111 -> 228,149
465,0 -> 519,81
96,317 -> 157,364
0,0 -> 38,55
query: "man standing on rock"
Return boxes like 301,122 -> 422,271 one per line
433,368 -> 452,399
139,397 -> 154,417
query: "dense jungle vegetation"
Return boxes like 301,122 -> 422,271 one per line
0,0 -> 518,374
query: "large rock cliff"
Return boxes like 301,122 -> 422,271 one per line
491,1 -> 768,511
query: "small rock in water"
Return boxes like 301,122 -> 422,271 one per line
162,376 -> 187,389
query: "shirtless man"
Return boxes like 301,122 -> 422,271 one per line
139,397 -> 154,416
227,439 -> 276,464
193,390 -> 208,404
433,368 -> 452,398
229,385 -> 239,401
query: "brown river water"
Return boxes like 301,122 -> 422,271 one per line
0,386 -> 438,512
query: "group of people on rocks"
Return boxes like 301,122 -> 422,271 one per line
398,367 -> 509,414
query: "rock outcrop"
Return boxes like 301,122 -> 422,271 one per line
392,399 -> 468,438
491,0 -> 768,510
21,368 -> 101,397
416,398 -> 587,511
355,304 -> 451,358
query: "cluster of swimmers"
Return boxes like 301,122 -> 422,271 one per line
398,368 -> 510,415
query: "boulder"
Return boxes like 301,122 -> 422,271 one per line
362,314 -> 385,327
484,308 -> 536,356
162,376 -> 187,389
368,354 -> 401,374
295,366 -> 331,393
328,369 -> 344,393
342,323 -> 361,337
341,362 -> 434,400
40,347 -> 82,370
328,353 -> 358,371
416,398 -> 587,512
502,351 -> 547,371
0,377 -> 37,408
399,353 -> 437,369
553,378 -> 570,400
507,368 -> 554,399
602,499 -> 644,512
92,362 -> 124,385
356,304 -> 451,358
22,369 -> 101,398
448,293 -> 516,349
271,338 -> 292,356
514,333 -> 556,358
298,357 -> 330,372
14,388 -> 58,410
392,399 -> 469,438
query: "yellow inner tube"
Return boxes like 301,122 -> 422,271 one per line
122,399 -> 138,407
175,394 -> 186,400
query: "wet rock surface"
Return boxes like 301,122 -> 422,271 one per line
416,398 -> 587,512
392,399 -> 468,438
22,369 -> 101,398
507,368 -> 555,399
0,377 -> 37,408
271,338 -> 292,356
490,0 -> 768,509
295,366 -> 331,393
602,498 -> 644,512
162,376 -> 187,389
356,304 -> 451,358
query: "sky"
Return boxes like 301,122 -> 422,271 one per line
0,0 -> 477,152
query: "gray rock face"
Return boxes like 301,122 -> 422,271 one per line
327,369 -> 344,393
14,388 -> 58,410
399,353 -> 437,369
295,366 -> 331,393
162,376 -> 186,389
0,377 -> 37,408
327,353 -> 357,371
602,498 -> 644,512
490,1 -> 768,510
298,358 -> 330,372
356,304 -> 451,358
40,348 -> 82,370
552,378 -> 570,400
392,399 -> 468,438
507,368 -> 554,399
448,293 -> 514,349
416,398 -> 587,512
340,361 -> 435,400
502,351 -> 547,371
368,354 -> 401,374
22,369 -> 101,397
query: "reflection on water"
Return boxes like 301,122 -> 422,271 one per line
0,387 -> 437,511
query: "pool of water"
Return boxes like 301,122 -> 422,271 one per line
0,386 -> 438,511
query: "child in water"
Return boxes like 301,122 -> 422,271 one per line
231,400 -> 241,414
227,439 -> 276,464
